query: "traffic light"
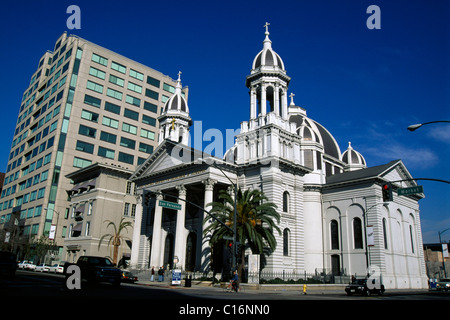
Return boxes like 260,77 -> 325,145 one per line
382,183 -> 393,202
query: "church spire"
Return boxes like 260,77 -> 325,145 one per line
263,22 -> 272,49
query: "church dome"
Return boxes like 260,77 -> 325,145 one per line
251,23 -> 285,72
290,114 -> 342,160
163,72 -> 189,114
342,142 -> 366,171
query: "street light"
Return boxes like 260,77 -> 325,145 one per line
202,158 -> 238,274
407,121 -> 450,132
438,228 -> 450,278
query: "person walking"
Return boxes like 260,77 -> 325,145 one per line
151,266 -> 155,282
231,271 -> 239,292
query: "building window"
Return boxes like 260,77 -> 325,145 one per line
104,101 -> 121,115
125,94 -> 141,107
124,108 -> 139,121
86,80 -> 103,94
353,218 -> 363,249
146,76 -> 160,88
283,228 -> 290,256
331,220 -> 339,250
109,74 -> 124,87
120,137 -> 136,150
118,152 -> 134,165
111,61 -> 126,74
122,122 -> 137,135
140,128 -> 155,140
100,131 -> 117,144
106,88 -> 123,101
76,140 -> 94,154
92,53 -> 108,66
129,69 -> 143,81
98,146 -> 115,159
409,225 -> 415,253
382,218 -> 388,249
78,124 -> 97,138
89,67 -> 106,80
84,94 -> 101,108
282,191 -> 289,213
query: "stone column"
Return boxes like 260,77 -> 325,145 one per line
174,185 -> 187,270
201,178 -> 216,271
150,192 -> 163,269
130,191 -> 143,268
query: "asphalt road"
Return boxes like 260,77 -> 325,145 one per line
1,270 -> 448,318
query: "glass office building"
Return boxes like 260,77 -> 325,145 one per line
0,32 -> 186,260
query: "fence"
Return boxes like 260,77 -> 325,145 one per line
129,267 -> 351,285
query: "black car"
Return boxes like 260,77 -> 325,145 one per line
122,271 -> 138,283
0,251 -> 17,278
67,256 -> 122,287
345,278 -> 385,296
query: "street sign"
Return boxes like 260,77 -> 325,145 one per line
397,185 -> 424,196
159,200 -> 182,210
172,269 -> 181,285
223,236 -> 234,241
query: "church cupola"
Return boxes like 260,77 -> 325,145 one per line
342,142 -> 367,171
246,23 -> 291,123
158,72 -> 192,145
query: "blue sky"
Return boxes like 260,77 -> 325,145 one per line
0,0 -> 448,242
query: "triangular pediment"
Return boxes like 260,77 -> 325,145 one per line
379,160 -> 417,188
130,140 -> 207,181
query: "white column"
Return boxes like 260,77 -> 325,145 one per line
274,84 -> 280,116
261,84 -> 267,116
201,178 -> 216,271
130,191 -> 143,268
150,192 -> 163,269
282,89 -> 288,120
174,185 -> 187,270
250,88 -> 257,119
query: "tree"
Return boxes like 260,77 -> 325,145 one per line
98,218 -> 133,265
204,188 -> 280,282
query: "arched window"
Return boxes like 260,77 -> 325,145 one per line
330,220 -> 339,250
283,228 -> 290,256
353,218 -> 363,249
283,191 -> 289,213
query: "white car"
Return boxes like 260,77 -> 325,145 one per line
18,260 -> 36,271
35,263 -> 51,272
48,263 -> 65,274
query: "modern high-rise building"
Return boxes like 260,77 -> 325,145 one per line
0,32 -> 186,261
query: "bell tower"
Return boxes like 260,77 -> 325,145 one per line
158,72 -> 192,145
245,22 -> 291,126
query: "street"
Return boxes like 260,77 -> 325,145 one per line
1,270 -> 448,318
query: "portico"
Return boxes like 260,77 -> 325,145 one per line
129,140 -> 235,272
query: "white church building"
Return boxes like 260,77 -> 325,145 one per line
129,25 -> 428,289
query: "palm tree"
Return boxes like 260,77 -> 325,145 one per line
204,188 -> 280,281
98,217 -> 133,265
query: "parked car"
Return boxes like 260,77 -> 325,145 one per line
122,271 -> 138,283
49,263 -> 65,274
65,256 -> 122,287
436,279 -> 450,291
35,263 -> 51,272
18,260 -> 36,271
0,251 -> 17,277
345,278 -> 385,296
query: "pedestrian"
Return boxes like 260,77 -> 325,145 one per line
151,266 -> 155,282
161,266 -> 165,282
158,266 -> 163,282
231,270 -> 239,292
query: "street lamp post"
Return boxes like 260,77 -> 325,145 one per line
407,120 -> 450,132
438,228 -> 450,278
207,160 -> 238,274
